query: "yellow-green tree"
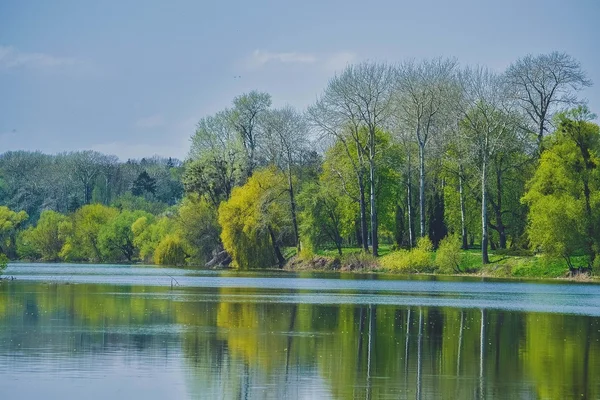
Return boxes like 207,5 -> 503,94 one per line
60,204 -> 118,261
523,107 -> 600,272
218,167 -> 291,269
17,210 -> 68,261
0,206 -> 28,258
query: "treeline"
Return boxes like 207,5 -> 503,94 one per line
0,151 -> 184,221
2,51 -> 599,271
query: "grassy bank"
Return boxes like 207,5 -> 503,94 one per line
285,246 -> 597,281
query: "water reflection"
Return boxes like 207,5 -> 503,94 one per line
0,281 -> 599,399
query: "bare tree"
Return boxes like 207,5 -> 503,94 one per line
308,84 -> 370,253
505,51 -> 592,153
229,91 -> 272,178
185,111 -> 244,206
263,106 -> 309,254
65,150 -> 109,205
394,58 -> 458,238
310,62 -> 394,256
457,67 -> 521,264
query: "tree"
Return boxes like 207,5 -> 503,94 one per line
522,107 -> 600,272
298,181 -> 352,256
131,171 -> 157,197
308,96 -> 369,253
185,111 -> 244,207
17,210 -> 68,261
506,52 -> 592,153
177,195 -> 221,266
229,91 -> 272,178
60,204 -> 118,261
0,206 -> 28,258
218,167 -> 291,269
98,210 -> 152,262
263,106 -> 309,254
64,151 -> 109,205
457,67 -> 521,264
394,58 -> 458,239
310,62 -> 394,256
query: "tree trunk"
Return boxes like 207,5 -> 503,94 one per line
358,174 -> 369,253
287,163 -> 300,255
419,144 -> 426,238
481,161 -> 490,264
406,152 -> 415,248
369,143 -> 378,257
458,165 -> 468,250
494,165 -> 507,249
268,226 -> 285,268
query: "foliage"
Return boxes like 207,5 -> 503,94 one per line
98,210 -> 152,262
153,234 -> 188,266
0,206 -> 28,258
17,210 -> 68,261
380,237 -> 434,272
176,195 -> 221,265
523,107 -> 600,270
435,234 -> 463,273
0,253 -> 7,276
60,204 -> 119,261
218,167 -> 291,269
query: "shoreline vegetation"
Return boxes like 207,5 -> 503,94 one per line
1,52 -> 599,282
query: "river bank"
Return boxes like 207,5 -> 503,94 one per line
285,249 -> 599,282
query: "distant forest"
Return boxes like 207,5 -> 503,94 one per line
0,151 -> 184,220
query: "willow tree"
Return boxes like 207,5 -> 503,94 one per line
218,167 -> 291,269
523,107 -> 600,273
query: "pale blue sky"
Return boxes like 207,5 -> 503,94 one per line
1,0 -> 598,160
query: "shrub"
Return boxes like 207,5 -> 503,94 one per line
380,237 -> 434,273
0,253 -> 7,276
435,234 -> 463,273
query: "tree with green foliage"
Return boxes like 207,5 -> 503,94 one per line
298,181 -> 352,256
219,167 -> 291,269
154,234 -> 188,266
98,210 -> 152,262
523,107 -> 600,273
0,206 -> 28,258
60,204 -> 118,261
131,171 -> 157,197
177,195 -> 221,265
17,210 -> 68,261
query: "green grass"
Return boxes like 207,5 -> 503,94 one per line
296,244 -> 594,279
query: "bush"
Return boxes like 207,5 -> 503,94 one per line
154,235 -> 188,266
435,234 -> 463,273
380,237 -> 434,273
0,253 -> 8,276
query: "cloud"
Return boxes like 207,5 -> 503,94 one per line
323,51 -> 358,72
246,49 -> 317,68
0,45 -> 80,70
134,114 -> 165,129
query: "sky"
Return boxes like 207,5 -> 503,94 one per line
1,0 -> 599,161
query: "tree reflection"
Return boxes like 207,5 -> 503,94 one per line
0,282 -> 599,399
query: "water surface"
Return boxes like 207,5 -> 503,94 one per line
1,263 -> 599,399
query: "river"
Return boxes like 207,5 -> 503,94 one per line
0,263 -> 599,399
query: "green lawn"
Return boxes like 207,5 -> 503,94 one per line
291,244 -> 594,279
